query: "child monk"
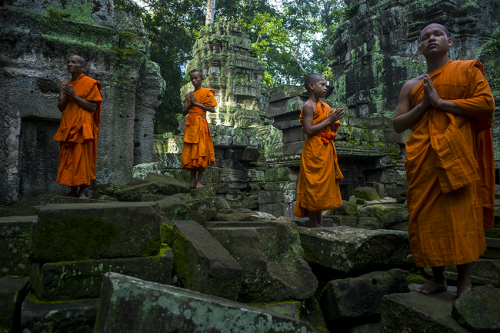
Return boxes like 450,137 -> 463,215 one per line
54,55 -> 102,199
294,74 -> 345,228
181,70 -> 217,188
393,23 -> 495,297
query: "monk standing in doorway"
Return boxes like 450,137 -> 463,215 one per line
294,74 -> 344,228
393,23 -> 495,297
181,70 -> 217,188
54,55 -> 102,199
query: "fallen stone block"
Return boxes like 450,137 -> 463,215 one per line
300,297 -> 330,333
95,272 -> 317,333
385,186 -> 407,204
156,196 -> 191,221
357,217 -> 379,230
185,197 -> 218,224
0,276 -> 29,332
21,295 -> 98,333
359,204 -> 409,229
214,209 -> 276,221
320,269 -> 409,325
145,173 -> 192,195
205,220 -> 317,302
0,216 -> 36,276
189,184 -> 217,198
32,202 -> 161,263
380,292 -> 469,333
251,301 -> 301,318
354,187 -> 380,202
452,285 -> 500,332
172,220 -> 243,300
114,181 -> 162,201
31,248 -> 173,301
299,227 -> 412,275
331,216 -> 359,228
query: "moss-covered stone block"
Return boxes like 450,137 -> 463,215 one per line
354,187 -> 380,201
205,220 -> 317,303
157,196 -> 191,221
114,182 -> 162,201
452,285 -> 500,332
144,173 -> 191,195
359,204 -> 409,229
185,198 -> 218,224
171,220 -> 243,300
0,216 -> 36,277
250,301 -> 301,318
31,248 -> 173,301
189,184 -> 217,198
32,203 -> 161,263
0,276 -> 29,332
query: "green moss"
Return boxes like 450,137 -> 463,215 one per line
141,234 -> 161,256
160,223 -> 175,247
406,272 -> 428,284
172,230 -> 198,290
33,216 -> 118,262
301,242 -> 319,263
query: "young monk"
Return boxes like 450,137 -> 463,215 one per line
294,74 -> 345,228
53,55 -> 102,199
181,70 -> 217,188
393,23 -> 495,298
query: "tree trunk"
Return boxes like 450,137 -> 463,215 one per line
205,0 -> 216,26
293,30 -> 307,75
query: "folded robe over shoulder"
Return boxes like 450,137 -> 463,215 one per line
405,60 -> 495,268
53,74 -> 102,187
294,100 -> 343,217
181,87 -> 217,170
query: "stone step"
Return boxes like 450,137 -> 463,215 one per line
424,258 -> 500,287
0,216 -> 37,276
452,285 -> 500,331
31,248 -> 173,301
21,295 -> 98,333
0,276 -> 29,332
483,237 -> 500,259
380,292 -> 468,332
95,272 -> 318,333
32,202 -> 161,263
298,226 -> 412,275
170,220 -> 243,301
205,220 -> 317,303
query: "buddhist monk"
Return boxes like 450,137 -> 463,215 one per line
181,70 -> 217,188
393,23 -> 495,297
54,55 -> 102,199
294,74 -> 345,228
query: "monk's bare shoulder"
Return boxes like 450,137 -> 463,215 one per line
302,100 -> 316,116
403,76 -> 423,93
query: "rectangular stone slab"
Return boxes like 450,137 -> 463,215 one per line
95,272 -> 317,333
0,276 -> 29,332
298,226 -> 412,274
380,292 -> 468,333
0,216 -> 36,276
31,248 -> 173,301
32,203 -> 161,263
21,296 -> 98,333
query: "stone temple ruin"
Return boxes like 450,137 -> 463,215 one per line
0,0 -> 165,205
1,0 -> 500,332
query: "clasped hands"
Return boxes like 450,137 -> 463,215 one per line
328,107 -> 344,123
185,92 -> 198,108
422,74 -> 442,109
63,83 -> 76,99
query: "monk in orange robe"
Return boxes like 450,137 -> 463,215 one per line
181,70 -> 217,188
53,55 -> 102,199
393,24 -> 495,297
294,74 -> 345,228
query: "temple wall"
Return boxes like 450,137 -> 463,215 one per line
0,0 -> 165,204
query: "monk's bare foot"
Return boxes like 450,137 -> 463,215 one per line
456,283 -> 472,298
195,182 -> 204,189
318,220 -> 325,228
415,278 -> 448,295
190,181 -> 196,187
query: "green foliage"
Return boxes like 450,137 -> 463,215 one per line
44,1 -> 94,25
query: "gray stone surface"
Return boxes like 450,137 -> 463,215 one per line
31,248 -> 173,301
299,226 -> 412,274
95,272 -> 317,333
157,195 -> 191,221
359,204 -> 409,229
32,202 -> 161,262
483,237 -> 500,259
320,269 -> 409,325
252,301 -> 301,318
144,173 -> 192,195
0,276 -> 29,333
21,296 -> 98,333
425,259 -> 500,287
0,2 -> 165,204
350,323 -> 380,333
206,220 -> 318,303
171,220 -> 243,300
380,292 -> 469,333
0,216 -> 36,277
452,285 -> 500,332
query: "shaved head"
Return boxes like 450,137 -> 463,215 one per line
190,69 -> 203,78
420,23 -> 449,42
304,73 -> 324,91
69,55 -> 86,66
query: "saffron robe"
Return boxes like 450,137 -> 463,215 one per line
181,87 -> 217,170
406,60 -> 495,268
294,101 -> 344,217
53,74 -> 102,187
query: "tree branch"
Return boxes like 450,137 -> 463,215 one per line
293,30 -> 307,75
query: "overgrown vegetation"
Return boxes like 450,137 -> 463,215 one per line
44,1 -> 94,25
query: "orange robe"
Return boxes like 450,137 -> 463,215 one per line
182,87 -> 217,170
294,101 -> 344,217
53,74 -> 102,187
406,60 -> 495,268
